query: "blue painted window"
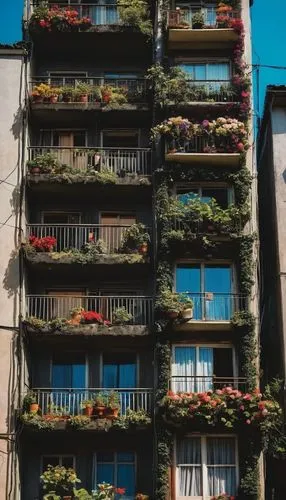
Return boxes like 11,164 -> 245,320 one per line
52,354 -> 86,389
96,451 -> 136,498
176,264 -> 232,320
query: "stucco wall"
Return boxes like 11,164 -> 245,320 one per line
0,52 -> 25,500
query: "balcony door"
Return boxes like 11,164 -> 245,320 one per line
47,289 -> 85,320
175,2 -> 217,26
100,213 -> 136,252
179,62 -> 230,91
57,131 -> 87,170
103,354 -> 137,413
172,345 -> 234,392
101,130 -> 140,175
50,353 -> 86,414
176,264 -> 233,320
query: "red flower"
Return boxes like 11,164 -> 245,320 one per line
115,487 -> 126,495
81,311 -> 104,324
29,235 -> 57,252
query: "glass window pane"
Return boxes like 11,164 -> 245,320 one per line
119,364 -> 136,388
52,364 -> 71,388
205,266 -> 231,294
103,364 -> 118,388
173,347 -> 196,392
176,264 -> 201,293
72,364 -> 86,389
117,464 -> 135,495
207,438 -> 235,464
97,451 -> 114,462
117,452 -> 135,463
177,438 -> 201,464
97,463 -> 114,486
207,467 -> 236,496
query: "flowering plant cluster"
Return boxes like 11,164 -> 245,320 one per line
29,235 -> 56,252
29,4 -> 92,33
40,465 -> 81,494
152,116 -> 248,153
81,310 -> 111,326
161,387 -> 281,430
92,482 -> 126,499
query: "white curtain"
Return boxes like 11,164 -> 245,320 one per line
207,438 -> 236,496
177,438 -> 202,496
173,347 -> 196,392
197,347 -> 213,392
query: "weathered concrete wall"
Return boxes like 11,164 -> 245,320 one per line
270,107 -> 286,387
0,51 -> 26,500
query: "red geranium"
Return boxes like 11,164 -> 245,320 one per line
115,487 -> 126,495
81,311 -> 104,324
29,235 -> 56,252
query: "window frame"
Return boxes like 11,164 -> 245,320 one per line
174,261 -> 237,295
174,58 -> 232,82
171,343 -> 238,391
40,454 -> 76,473
99,352 -> 140,388
93,451 -> 137,496
39,129 -> 88,147
175,182 -> 234,207
174,435 -> 239,499
49,351 -> 89,389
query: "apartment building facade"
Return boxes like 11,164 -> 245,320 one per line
0,1 -> 273,499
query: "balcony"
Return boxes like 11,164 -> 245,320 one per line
169,376 -> 248,393
173,293 -> 246,331
25,294 -> 153,335
165,136 -> 241,167
25,224 -> 151,265
29,77 -> 148,113
167,9 -> 240,49
22,387 -> 153,431
182,79 -> 238,105
27,147 -> 151,184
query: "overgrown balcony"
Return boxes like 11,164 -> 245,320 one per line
29,77 -> 149,111
152,116 -> 247,167
25,223 -> 151,265
166,7 -> 241,48
25,294 -> 153,334
27,148 -> 151,186
28,1 -> 152,37
21,388 -> 152,432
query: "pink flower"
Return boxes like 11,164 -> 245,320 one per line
243,393 -> 252,401
246,419 -> 251,424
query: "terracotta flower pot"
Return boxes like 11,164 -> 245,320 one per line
69,312 -> 82,325
106,407 -> 119,419
84,405 -> 93,417
138,243 -> 148,255
63,496 -> 72,500
95,405 -> 106,418
31,167 -> 40,174
29,403 -> 39,413
32,95 -> 43,103
167,310 -> 179,319
49,95 -> 58,104
79,94 -> 88,103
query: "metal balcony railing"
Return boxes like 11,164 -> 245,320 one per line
28,147 -> 151,176
166,135 -> 238,154
167,8 -> 239,28
177,292 -> 246,321
174,216 -> 242,234
30,77 -> 148,103
31,3 -> 129,26
26,295 -> 153,325
30,388 -> 153,416
169,376 -> 248,393
26,224 -> 151,253
185,80 -> 237,103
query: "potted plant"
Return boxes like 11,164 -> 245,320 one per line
23,391 -> 39,413
74,82 -> 92,103
81,399 -> 94,417
112,307 -> 133,325
94,393 -> 107,417
48,87 -> 61,104
179,293 -> 194,320
60,86 -> 74,103
40,465 -> 81,498
120,223 -> 150,254
28,235 -> 57,252
30,83 -> 51,103
101,85 -> 113,104
68,307 -> 84,325
106,391 -> 120,418
192,11 -> 205,29
136,495 -> 149,500
155,289 -> 183,319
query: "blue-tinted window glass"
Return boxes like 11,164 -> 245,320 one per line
176,264 -> 201,293
117,452 -> 135,463
205,266 -> 231,293
97,463 -> 114,486
117,464 -> 135,496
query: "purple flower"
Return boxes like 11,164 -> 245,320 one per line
202,120 -> 209,128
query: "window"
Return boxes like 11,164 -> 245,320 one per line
95,451 -> 136,498
175,263 -> 233,320
172,345 -> 234,392
103,353 -> 137,388
176,436 -> 237,498
102,130 -> 139,148
42,455 -> 75,471
46,289 -> 85,320
175,3 -> 218,26
42,212 -> 81,224
100,213 -> 136,252
52,353 -> 86,389
48,72 -> 88,87
176,185 -> 233,209
178,61 -> 231,93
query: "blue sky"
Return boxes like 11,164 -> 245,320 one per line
0,0 -> 286,117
